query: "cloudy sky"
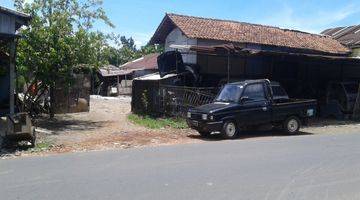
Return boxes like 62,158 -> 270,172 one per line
2,0 -> 360,47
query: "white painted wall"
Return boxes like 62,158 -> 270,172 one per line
165,28 -> 197,64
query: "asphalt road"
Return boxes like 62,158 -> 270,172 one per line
1,133 -> 360,200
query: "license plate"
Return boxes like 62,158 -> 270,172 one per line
192,120 -> 199,127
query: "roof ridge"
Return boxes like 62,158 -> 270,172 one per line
166,13 -> 327,38
0,6 -> 31,19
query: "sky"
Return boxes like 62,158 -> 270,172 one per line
2,0 -> 360,47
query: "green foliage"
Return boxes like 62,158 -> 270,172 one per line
103,34 -> 164,66
13,0 -> 164,95
15,0 -> 113,88
30,140 -> 54,152
141,89 -> 149,111
128,114 -> 188,129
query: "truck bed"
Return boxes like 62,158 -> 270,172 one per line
272,98 -> 317,123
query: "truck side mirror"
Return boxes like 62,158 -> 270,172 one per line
240,96 -> 250,104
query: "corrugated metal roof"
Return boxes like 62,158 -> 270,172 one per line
0,6 -> 31,20
321,25 -> 360,48
98,65 -> 132,77
150,13 -> 350,55
134,72 -> 177,80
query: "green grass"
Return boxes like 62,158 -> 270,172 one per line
30,141 -> 54,152
128,114 -> 188,129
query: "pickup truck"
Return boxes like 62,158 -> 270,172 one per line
187,79 -> 317,139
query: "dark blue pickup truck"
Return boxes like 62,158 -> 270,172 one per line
187,79 -> 317,139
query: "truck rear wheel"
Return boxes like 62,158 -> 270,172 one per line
221,120 -> 239,139
283,116 -> 301,134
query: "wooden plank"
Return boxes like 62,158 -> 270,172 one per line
352,83 -> 360,120
9,40 -> 15,115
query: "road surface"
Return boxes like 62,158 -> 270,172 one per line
1,132 -> 360,200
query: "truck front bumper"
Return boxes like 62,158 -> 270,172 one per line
187,119 -> 223,133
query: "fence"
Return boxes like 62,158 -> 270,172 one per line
159,85 -> 219,117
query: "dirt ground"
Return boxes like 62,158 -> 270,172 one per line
28,96 -> 198,154
1,95 -> 360,158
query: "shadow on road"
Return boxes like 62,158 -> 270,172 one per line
308,118 -> 360,127
188,129 -> 312,141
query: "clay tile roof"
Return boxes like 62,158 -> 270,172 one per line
150,13 -> 350,55
321,25 -> 360,48
120,53 -> 159,70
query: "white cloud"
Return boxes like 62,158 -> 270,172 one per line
131,32 -> 153,47
258,2 -> 360,34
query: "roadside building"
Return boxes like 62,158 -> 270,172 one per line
96,54 -> 160,96
149,13 -> 360,95
97,65 -> 132,96
322,25 -> 360,57
0,6 -> 31,116
132,13 -> 360,117
120,53 -> 159,78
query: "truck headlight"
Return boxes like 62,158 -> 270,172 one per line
202,114 -> 208,120
187,112 -> 191,118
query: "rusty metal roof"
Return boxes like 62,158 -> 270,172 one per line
150,13 -> 350,55
120,53 -> 159,70
322,25 -> 360,48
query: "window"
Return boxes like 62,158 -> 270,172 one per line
215,85 -> 243,103
272,86 -> 288,98
243,84 -> 266,101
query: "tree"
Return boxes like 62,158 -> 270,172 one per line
102,33 -> 164,66
14,0 -> 114,117
138,44 -> 164,56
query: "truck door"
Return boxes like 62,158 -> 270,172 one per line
240,83 -> 271,125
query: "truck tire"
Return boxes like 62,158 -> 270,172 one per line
198,131 -> 211,138
221,120 -> 239,139
283,116 -> 301,134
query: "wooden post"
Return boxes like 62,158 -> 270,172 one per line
9,40 -> 16,115
227,51 -> 230,83
352,83 -> 360,120
117,75 -> 120,96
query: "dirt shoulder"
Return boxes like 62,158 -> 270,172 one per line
1,96 -> 199,158
1,95 -> 360,158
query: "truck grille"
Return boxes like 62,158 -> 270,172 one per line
190,113 -> 203,120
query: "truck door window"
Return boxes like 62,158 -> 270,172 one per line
243,84 -> 266,101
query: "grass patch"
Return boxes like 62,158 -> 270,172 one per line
128,114 -> 188,129
30,141 -> 54,152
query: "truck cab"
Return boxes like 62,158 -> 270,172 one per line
187,79 -> 317,139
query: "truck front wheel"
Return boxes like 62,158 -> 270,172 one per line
221,121 -> 239,139
283,116 -> 301,134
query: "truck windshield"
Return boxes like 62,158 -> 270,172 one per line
215,85 -> 243,102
